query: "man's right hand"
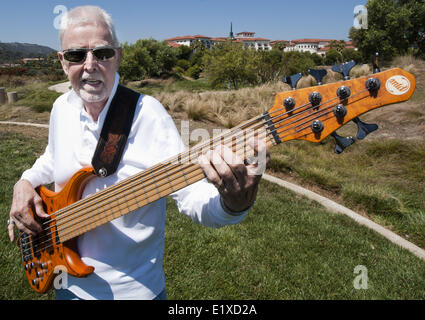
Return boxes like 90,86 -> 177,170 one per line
8,180 -> 49,242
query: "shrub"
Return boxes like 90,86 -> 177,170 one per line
186,65 -> 202,79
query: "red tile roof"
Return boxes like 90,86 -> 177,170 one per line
270,40 -> 288,44
193,35 -> 211,39
210,37 -> 228,42
167,41 -> 181,48
237,37 -> 270,41
292,38 -> 335,44
167,35 -> 195,41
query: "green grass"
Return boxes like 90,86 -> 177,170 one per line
0,131 -> 55,299
6,81 -> 62,113
1,130 -> 425,300
126,77 -> 218,96
268,137 -> 425,249
164,182 -> 425,299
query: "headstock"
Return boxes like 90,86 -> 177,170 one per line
268,68 -> 416,146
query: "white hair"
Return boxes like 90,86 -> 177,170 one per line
59,6 -> 119,50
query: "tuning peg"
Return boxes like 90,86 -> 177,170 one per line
282,73 -> 302,90
352,117 -> 378,140
332,60 -> 356,80
308,69 -> 327,85
330,132 -> 355,154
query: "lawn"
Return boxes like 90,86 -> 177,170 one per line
1,130 -> 424,300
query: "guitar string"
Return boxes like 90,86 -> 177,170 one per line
19,90 -> 314,240
20,86 -> 336,243
21,132 -> 272,258
18,84 -> 368,255
19,85 -> 370,251
20,83 -> 344,235
20,87 -> 372,258
21,118 -> 273,256
47,85 -> 367,232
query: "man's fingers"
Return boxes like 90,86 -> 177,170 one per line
246,137 -> 269,176
8,222 -> 15,242
33,196 -> 49,219
10,217 -> 36,237
18,213 -> 42,235
9,179 -> 47,239
198,154 -> 222,188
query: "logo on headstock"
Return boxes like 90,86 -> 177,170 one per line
385,75 -> 410,95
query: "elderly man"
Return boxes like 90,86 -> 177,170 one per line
8,6 -> 268,300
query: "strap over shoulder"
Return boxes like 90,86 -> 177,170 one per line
91,85 -> 141,177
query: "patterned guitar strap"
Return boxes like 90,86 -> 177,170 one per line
91,84 -> 141,177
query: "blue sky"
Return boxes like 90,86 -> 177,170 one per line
0,0 -> 367,50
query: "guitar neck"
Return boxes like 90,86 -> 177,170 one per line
56,114 -> 275,242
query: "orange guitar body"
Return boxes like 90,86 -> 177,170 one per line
21,167 -> 96,293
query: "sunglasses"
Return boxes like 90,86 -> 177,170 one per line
62,46 -> 118,63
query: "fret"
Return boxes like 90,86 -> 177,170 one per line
262,111 -> 281,146
179,160 -> 190,186
126,196 -> 139,213
141,181 -> 151,204
165,172 -> 175,193
153,179 -> 162,198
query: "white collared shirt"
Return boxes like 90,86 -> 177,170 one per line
21,73 -> 247,299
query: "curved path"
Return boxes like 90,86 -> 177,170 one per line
48,81 -> 71,93
1,120 -> 425,262
262,173 -> 425,262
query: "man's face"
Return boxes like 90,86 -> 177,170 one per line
58,22 -> 121,105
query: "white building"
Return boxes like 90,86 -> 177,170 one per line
167,35 -> 213,48
167,31 -> 271,51
234,31 -> 271,50
167,34 -> 355,55
284,39 -> 356,56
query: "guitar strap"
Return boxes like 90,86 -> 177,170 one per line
91,84 -> 141,178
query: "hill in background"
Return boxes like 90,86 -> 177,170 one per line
0,42 -> 56,64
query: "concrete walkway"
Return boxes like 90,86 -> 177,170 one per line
0,121 -> 49,128
262,173 -> 425,262
1,120 -> 425,262
48,81 -> 71,93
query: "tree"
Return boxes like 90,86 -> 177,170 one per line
203,42 -> 258,89
119,39 -> 176,81
349,0 -> 425,62
342,48 -> 363,63
280,51 -> 316,76
324,49 -> 342,65
254,48 -> 285,83
329,40 -> 346,53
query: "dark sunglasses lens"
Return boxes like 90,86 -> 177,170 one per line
93,48 -> 116,61
64,50 -> 87,62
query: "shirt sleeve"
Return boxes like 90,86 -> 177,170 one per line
170,179 -> 248,228
20,107 -> 56,188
